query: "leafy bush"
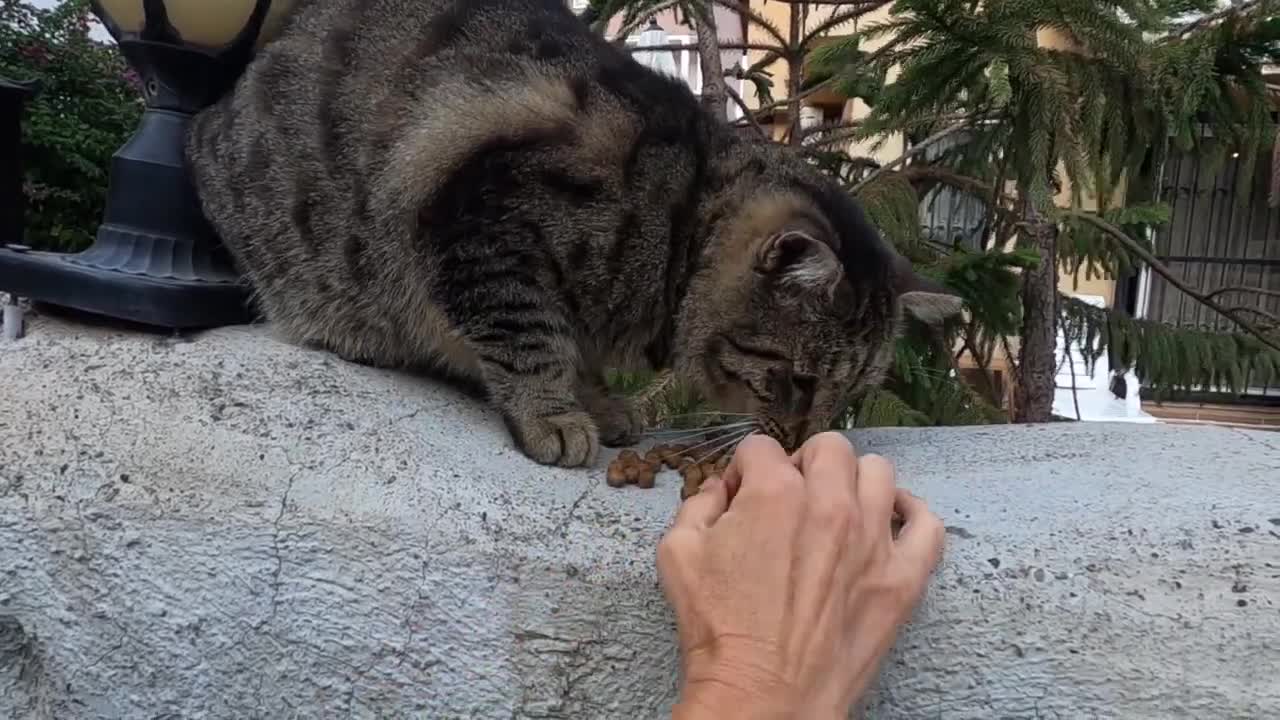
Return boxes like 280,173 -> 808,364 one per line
1,0 -> 141,251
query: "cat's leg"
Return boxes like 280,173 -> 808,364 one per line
463,322 -> 600,468
575,370 -> 643,448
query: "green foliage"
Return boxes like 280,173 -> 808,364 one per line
806,35 -> 886,106
1060,296 -> 1280,397
841,306 -> 1012,429
1148,7 -> 1280,187
1,0 -> 142,252
846,387 -> 931,428
933,247 -> 1040,339
842,0 -> 1280,412
852,170 -> 926,253
1057,202 -> 1168,285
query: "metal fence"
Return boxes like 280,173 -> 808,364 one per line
1142,127 -> 1279,397
916,132 -> 989,251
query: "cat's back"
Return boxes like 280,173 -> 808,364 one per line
185,0 -> 708,368
187,0 -> 662,260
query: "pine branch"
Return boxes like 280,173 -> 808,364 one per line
707,0 -> 790,50
1063,210 -> 1280,354
1226,305 -> 1280,327
849,119 -> 980,194
1204,286 -> 1280,302
799,2 -> 892,51
1174,0 -> 1264,38
892,166 -> 1023,224
726,83 -> 770,138
686,1 -> 730,120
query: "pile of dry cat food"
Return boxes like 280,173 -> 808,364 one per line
606,443 -> 734,500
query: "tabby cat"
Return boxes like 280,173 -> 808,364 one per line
185,0 -> 963,468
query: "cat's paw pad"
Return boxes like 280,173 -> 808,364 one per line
507,411 -> 600,468
591,396 -> 644,448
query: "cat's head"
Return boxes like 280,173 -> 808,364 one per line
675,168 -> 963,450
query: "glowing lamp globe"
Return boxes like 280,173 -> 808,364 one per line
0,0 -> 295,330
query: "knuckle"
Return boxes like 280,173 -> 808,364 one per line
859,453 -> 895,476
753,479 -> 790,504
810,495 -> 855,533
737,433 -> 782,454
746,461 -> 803,496
811,431 -> 854,451
801,431 -> 854,461
858,454 -> 897,488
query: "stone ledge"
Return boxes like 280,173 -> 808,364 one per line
1,315 -> 1277,718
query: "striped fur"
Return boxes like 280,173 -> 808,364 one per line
185,0 -> 961,468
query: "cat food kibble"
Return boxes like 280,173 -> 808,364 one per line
605,447 -> 662,490
606,461 -> 629,488
680,474 -> 701,501
603,440 -> 735,499
681,462 -> 703,488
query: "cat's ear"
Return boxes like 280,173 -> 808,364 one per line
755,229 -> 843,299
892,254 -> 965,325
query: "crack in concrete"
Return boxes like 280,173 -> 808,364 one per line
553,487 -> 591,540
71,500 -> 94,562
1231,427 -> 1279,452
268,471 -> 299,622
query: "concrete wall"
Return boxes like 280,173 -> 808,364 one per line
2,315 -> 1278,718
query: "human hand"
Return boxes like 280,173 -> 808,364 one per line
657,432 -> 944,720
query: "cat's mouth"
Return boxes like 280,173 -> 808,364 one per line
757,416 -> 809,452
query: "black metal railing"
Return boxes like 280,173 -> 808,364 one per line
1141,125 -> 1279,398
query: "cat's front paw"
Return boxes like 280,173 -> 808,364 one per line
506,411 -> 600,468
589,395 -> 644,448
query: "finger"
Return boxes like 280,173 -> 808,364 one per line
727,433 -> 805,507
855,454 -> 898,537
792,431 -> 858,514
892,488 -> 945,571
672,473 -> 729,530
790,430 -> 857,467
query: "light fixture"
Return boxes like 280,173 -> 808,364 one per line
633,17 -> 681,80
0,0 -> 295,330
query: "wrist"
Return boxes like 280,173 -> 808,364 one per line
673,677 -> 794,720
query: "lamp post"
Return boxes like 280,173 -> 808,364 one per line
0,0 -> 293,330
1,77 -> 39,340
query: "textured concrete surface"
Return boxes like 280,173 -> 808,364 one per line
1,313 -> 1278,719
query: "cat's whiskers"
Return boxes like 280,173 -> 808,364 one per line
690,428 -> 754,467
641,420 -> 757,439
675,424 -> 759,457
662,411 -> 754,420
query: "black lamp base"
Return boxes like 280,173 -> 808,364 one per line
0,246 -> 251,329
0,0 -> 274,333
0,107 -> 253,330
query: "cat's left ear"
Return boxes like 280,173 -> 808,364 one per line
892,254 -> 965,325
755,228 -> 844,300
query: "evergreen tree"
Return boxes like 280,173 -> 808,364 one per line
593,0 -> 1280,430
833,0 -> 1280,420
